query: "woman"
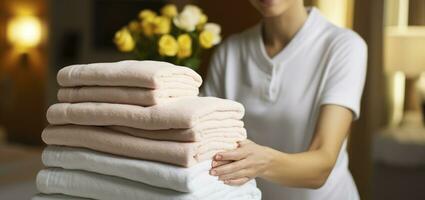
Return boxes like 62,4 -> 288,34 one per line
202,0 -> 367,199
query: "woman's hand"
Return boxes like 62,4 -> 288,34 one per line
209,105 -> 354,189
210,139 -> 274,186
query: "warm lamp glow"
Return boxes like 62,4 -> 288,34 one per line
391,71 -> 406,127
7,15 -> 42,50
315,0 -> 354,28
384,26 -> 425,77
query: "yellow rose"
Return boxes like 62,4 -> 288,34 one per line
158,34 -> 178,56
128,20 -> 140,32
153,16 -> 171,34
139,9 -> 156,21
203,23 -> 221,45
196,14 -> 208,30
161,4 -> 178,18
198,14 -> 208,25
184,5 -> 203,16
199,30 -> 214,49
177,34 -> 192,59
173,4 -> 203,32
114,28 -> 135,52
141,18 -> 155,37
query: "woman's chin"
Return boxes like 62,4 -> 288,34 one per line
258,8 -> 284,18
258,0 -> 277,7
250,0 -> 298,18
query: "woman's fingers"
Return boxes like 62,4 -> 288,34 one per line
237,139 -> 252,146
219,168 -> 252,181
210,140 -> 269,185
223,177 -> 251,186
210,159 -> 249,176
211,160 -> 231,168
214,147 -> 248,161
214,139 -> 253,161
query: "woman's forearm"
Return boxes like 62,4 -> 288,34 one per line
212,106 -> 351,188
260,105 -> 352,189
261,147 -> 336,189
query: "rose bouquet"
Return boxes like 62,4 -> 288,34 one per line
113,4 -> 222,70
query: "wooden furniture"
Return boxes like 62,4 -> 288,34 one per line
372,128 -> 425,200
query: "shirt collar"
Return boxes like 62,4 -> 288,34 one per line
250,7 -> 323,71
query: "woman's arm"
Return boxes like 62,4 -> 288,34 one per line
210,104 -> 353,189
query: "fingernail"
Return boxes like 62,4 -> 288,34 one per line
212,161 -> 217,167
210,170 -> 216,175
215,154 -> 222,160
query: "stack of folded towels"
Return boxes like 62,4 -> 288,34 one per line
33,60 -> 261,200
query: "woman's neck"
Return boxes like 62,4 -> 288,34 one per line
262,4 -> 308,57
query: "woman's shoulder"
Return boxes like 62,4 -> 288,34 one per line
322,23 -> 367,53
311,6 -> 366,50
320,24 -> 368,73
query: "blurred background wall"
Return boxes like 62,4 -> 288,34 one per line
0,0 -> 48,145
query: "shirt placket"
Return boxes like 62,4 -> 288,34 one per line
264,62 -> 279,101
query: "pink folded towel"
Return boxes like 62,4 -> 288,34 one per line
47,97 -> 244,130
110,119 -> 246,142
42,125 -> 245,167
57,86 -> 198,106
57,60 -> 202,89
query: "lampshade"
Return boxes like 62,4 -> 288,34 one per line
384,26 -> 425,77
6,15 -> 42,50
314,0 -> 354,28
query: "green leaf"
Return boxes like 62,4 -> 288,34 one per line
183,57 -> 201,71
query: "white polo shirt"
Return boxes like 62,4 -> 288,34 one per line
202,8 -> 367,200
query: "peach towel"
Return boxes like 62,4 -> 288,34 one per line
46,97 -> 244,130
109,119 -> 246,142
42,125 -> 245,167
57,86 -> 198,106
57,60 -> 202,89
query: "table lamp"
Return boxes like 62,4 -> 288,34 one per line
385,26 -> 425,127
384,0 -> 425,128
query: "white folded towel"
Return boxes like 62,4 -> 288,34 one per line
42,146 -> 217,192
36,168 -> 262,200
32,193 -> 257,200
32,194 -> 90,200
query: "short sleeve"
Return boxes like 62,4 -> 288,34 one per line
200,44 -> 226,98
320,32 -> 368,120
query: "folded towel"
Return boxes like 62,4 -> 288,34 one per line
33,193 -> 259,200
42,146 -> 217,192
32,194 -> 90,200
57,60 -> 202,89
42,125 -> 245,167
58,86 -> 198,106
36,168 -> 261,200
47,97 -> 244,130
110,119 -> 245,142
